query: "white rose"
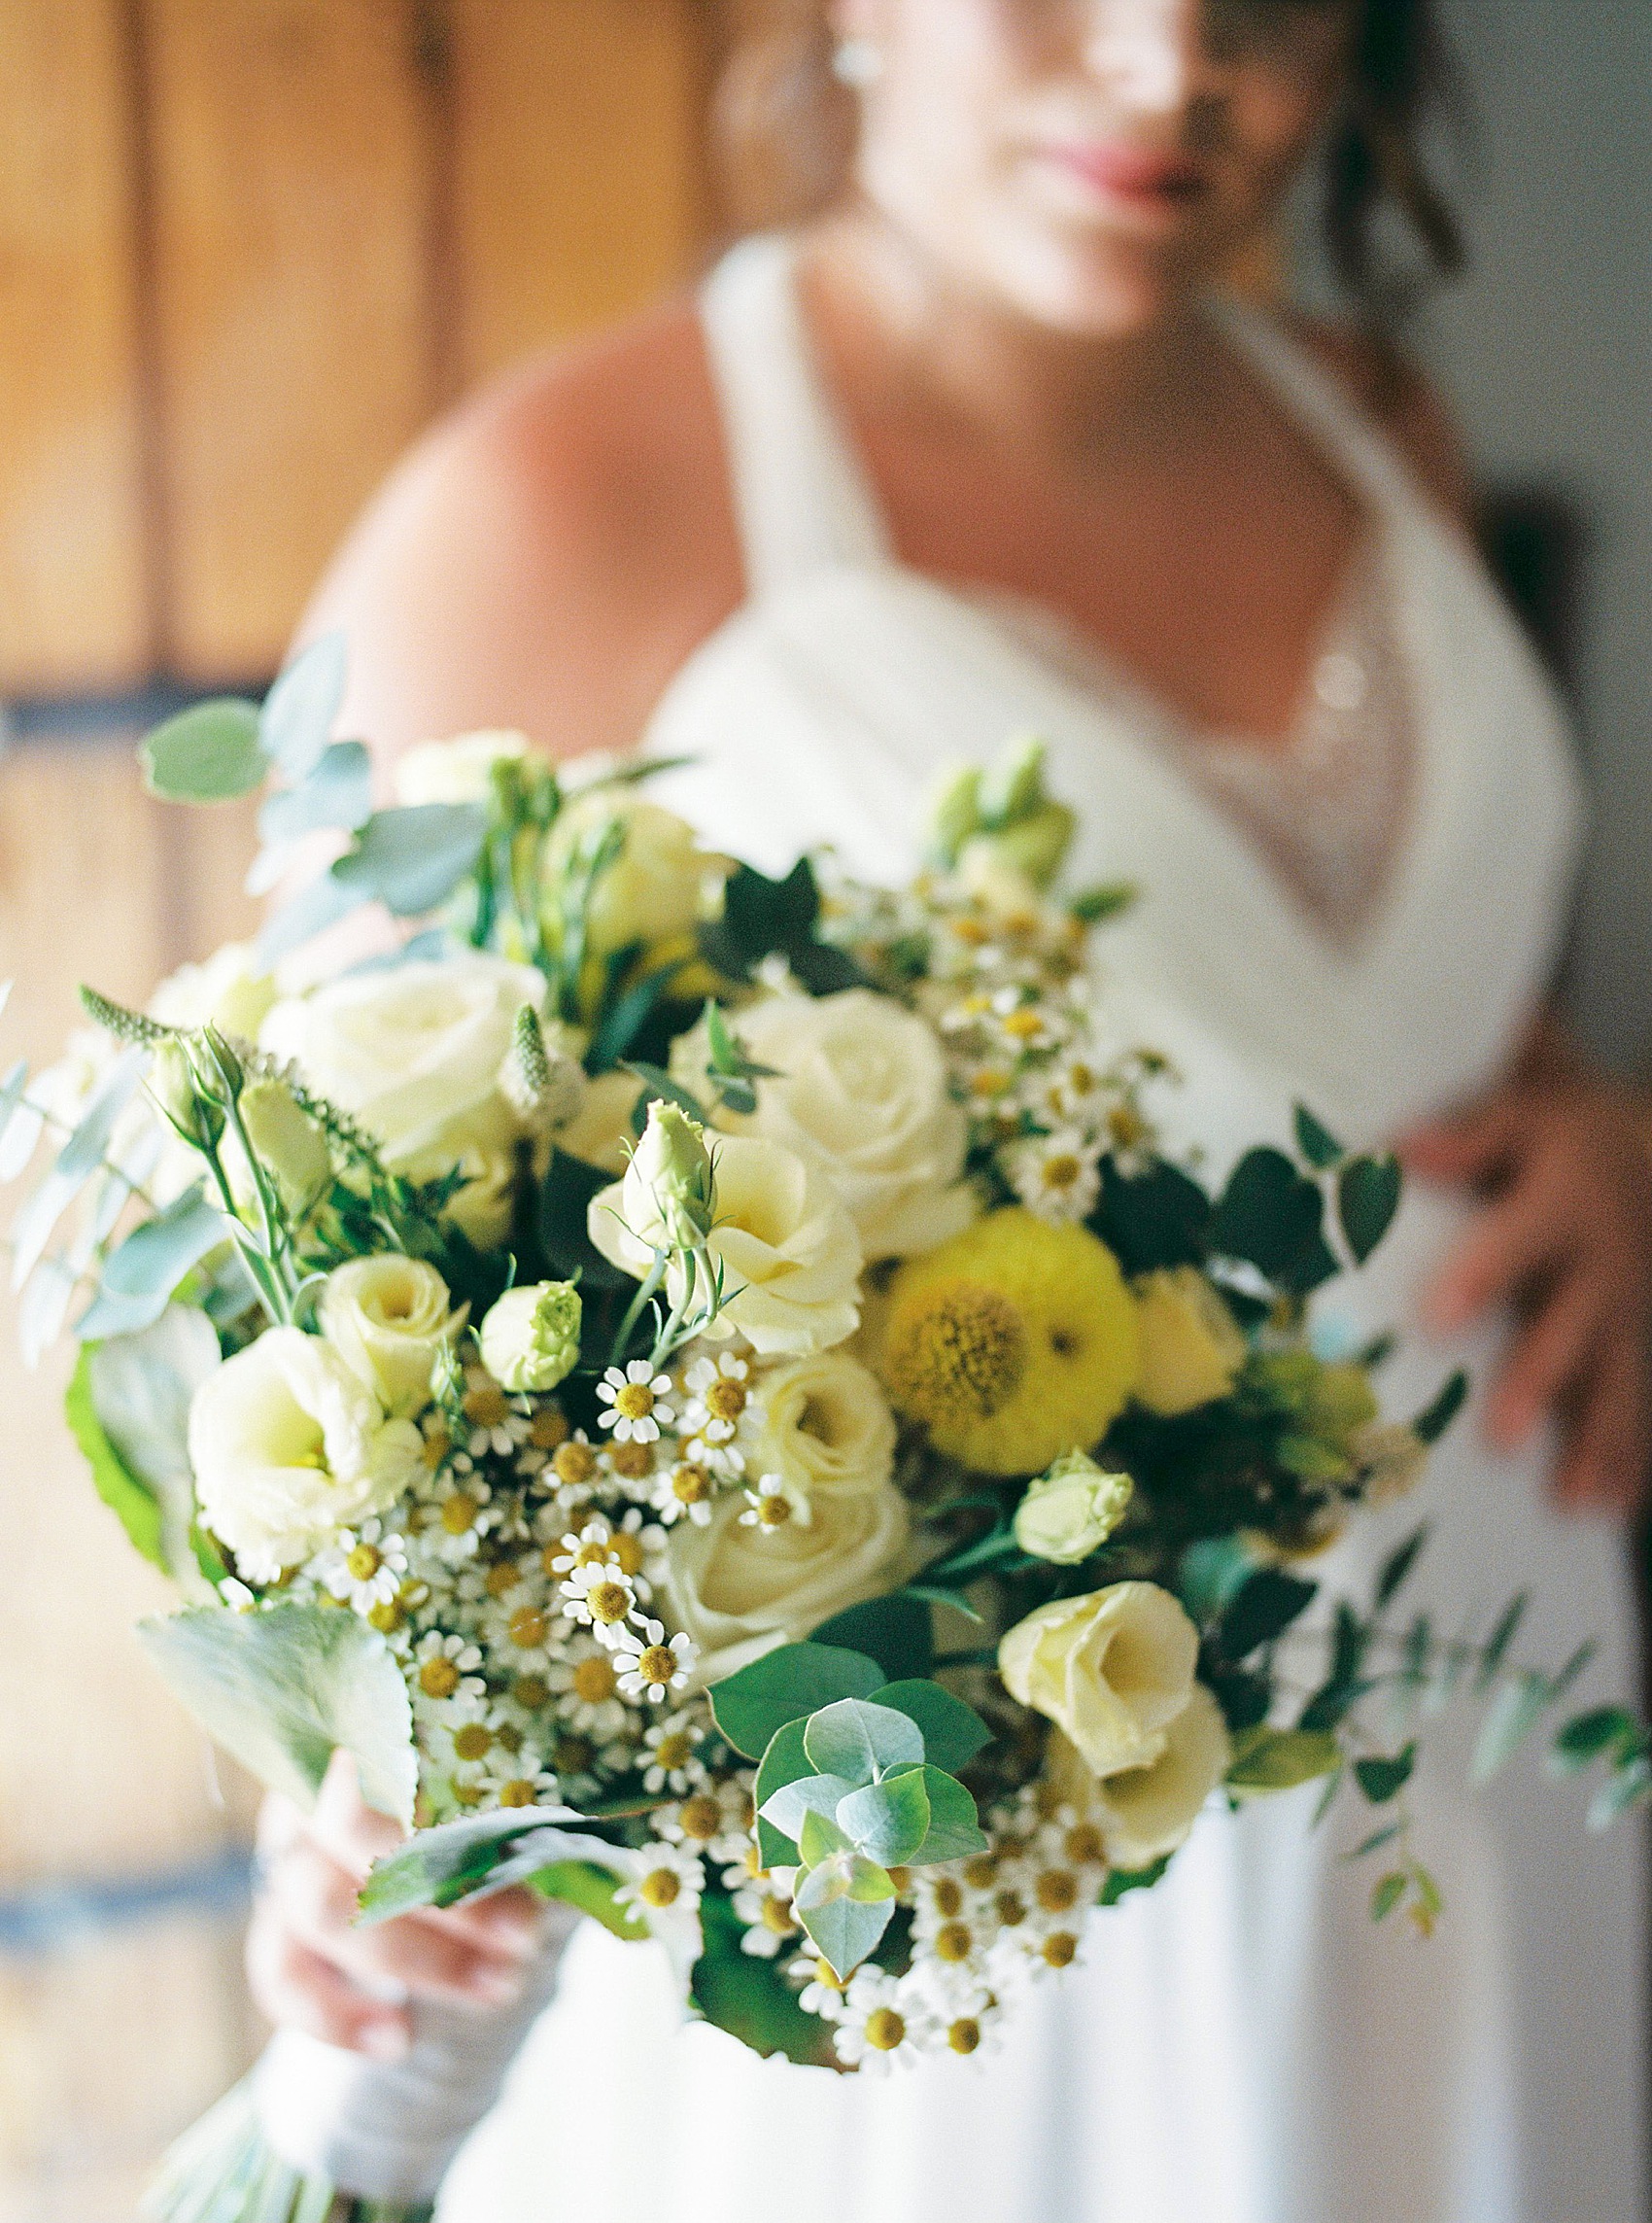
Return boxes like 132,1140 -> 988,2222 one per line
663,1462 -> 911,1685
149,941 -> 278,1041
555,1069 -> 644,1175
1085,1684 -> 1231,1867
260,953 -> 547,1247
675,990 -> 974,1261
189,1327 -> 423,1576
589,1133 -> 863,1356
998,1580 -> 1200,1778
749,1350 -> 896,1515
394,729 -> 531,807
319,1256 -> 465,1417
545,788 -> 712,959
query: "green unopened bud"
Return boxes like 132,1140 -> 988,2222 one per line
927,764 -> 984,869
239,1077 -> 332,1213
498,1003 -> 585,1130
978,737 -> 1050,829
195,1025 -> 245,1103
961,801 -> 1076,891
631,1099 -> 716,1251
148,1037 -> 224,1148
1013,1449 -> 1133,1565
478,1279 -> 583,1393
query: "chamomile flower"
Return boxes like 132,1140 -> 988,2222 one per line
547,1511 -> 662,1598
425,1473 -> 498,1566
733,1877 -> 801,1957
649,1457 -> 721,1527
658,1780 -> 745,1851
558,1555 -> 640,1638
311,1518 -> 410,1613
546,1636 -> 633,1739
481,1750 -> 559,1810
423,1709 -> 505,1777
514,1402 -> 570,1477
739,1475 -> 797,1532
1005,1128 -> 1102,1222
481,1590 -> 559,1673
412,1631 -> 486,1710
602,1436 -> 659,1489
461,1370 -> 533,1457
615,1843 -> 705,1922
677,1428 -> 746,1482
597,1361 -> 674,1445
640,1712 -> 707,1795
788,1951 -> 852,2022
678,1351 -> 751,1443
833,1967 -> 922,2072
541,1431 -> 602,1507
608,1618 -> 697,1703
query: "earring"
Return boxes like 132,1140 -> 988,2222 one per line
831,36 -> 883,88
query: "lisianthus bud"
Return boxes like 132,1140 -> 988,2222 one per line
978,736 -> 1050,828
240,1078 -> 332,1213
478,1280 -> 583,1393
630,1100 -> 716,1251
927,764 -> 984,868
1013,1449 -> 1133,1564
149,1037 -> 224,1148
961,802 -> 1076,891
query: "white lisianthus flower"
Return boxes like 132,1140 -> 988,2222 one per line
554,1069 -> 644,1175
674,990 -> 975,1260
394,728 -> 531,808
319,1255 -> 466,1418
148,941 -> 278,1041
1132,1267 -> 1248,1416
997,1580 -> 1200,1778
662,1453 -> 910,1685
1013,1449 -> 1133,1565
260,953 -> 548,1246
589,1133 -> 863,1356
544,786 -> 715,959
238,1078 -> 332,1214
747,1349 -> 897,1516
1083,1683 -> 1232,1867
188,1328 -> 424,1577
477,1280 -> 582,1394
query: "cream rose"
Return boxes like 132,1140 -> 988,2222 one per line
149,941 -> 278,1041
747,1349 -> 896,1516
998,1580 -> 1200,1778
1086,1684 -> 1231,1867
554,1069 -> 643,1175
589,1133 -> 863,1357
675,990 -> 975,1260
663,1461 -> 910,1685
189,1328 -> 423,1577
319,1256 -> 465,1418
394,729 -> 531,808
545,787 -> 712,959
1132,1268 -> 1248,1416
260,953 -> 547,1246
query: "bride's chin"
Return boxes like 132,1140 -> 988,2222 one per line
976,223 -> 1200,341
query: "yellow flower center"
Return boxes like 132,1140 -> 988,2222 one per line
486,1561 -> 521,1599
1067,1063 -> 1095,1095
572,1655 -> 618,1704
951,916 -> 992,947
994,1890 -> 1027,1928
531,1407 -> 569,1451
864,2008 -> 906,2053
653,1732 -> 693,1770
498,1779 -> 537,1808
452,1722 -> 492,1762
553,1441 -> 598,1487
367,1598 -> 406,1635
572,1538 -> 611,1568
1001,1007 -> 1046,1040
1042,1930 -> 1079,1969
585,1580 -> 631,1625
513,1675 -> 549,1710
507,1608 -> 549,1650
496,1722 -> 523,1754
947,2017 -> 982,2056
1040,1153 -> 1083,1193
933,1921 -> 974,1963
671,1463 -> 713,1505
760,1893 -> 797,1934
608,1441 -> 654,1480
677,1793 -> 722,1842
1065,1823 -> 1105,1866
614,1382 -> 655,1421
813,1958 -> 846,1992
1036,1870 -> 1080,1915
465,1384 -> 509,1428
705,1379 -> 746,1423
1032,1782 -> 1064,1820
962,1855 -> 999,1889
637,1644 -> 678,1687
931,1877 -> 964,1919
421,1426 -> 451,1470
755,1493 -> 792,1528
610,1532 -> 646,1577
441,1491 -> 481,1536
1108,1102 -> 1148,1151
639,1867 -> 680,1908
345,1543 -> 382,1580
453,1779 -> 483,1808
969,1067 -> 1012,1099
420,1657 -> 462,1699
884,1283 -> 1027,1423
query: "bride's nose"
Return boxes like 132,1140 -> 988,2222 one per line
1077,0 -> 1203,114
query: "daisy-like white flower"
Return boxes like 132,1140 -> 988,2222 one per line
480,1748 -> 559,1810
678,1426 -> 746,1482
739,1474 -> 798,1533
597,1361 -> 674,1445
538,1430 -> 602,1509
1005,1127 -> 1102,1222
640,1712 -> 707,1796
547,1512 -> 661,1600
608,1618 -> 697,1703
733,1877 -> 801,1958
615,1843 -> 705,1923
648,1456 -> 722,1527
558,1554 -> 640,1638
461,1369 -> 533,1458
313,1518 -> 410,1614
788,1949 -> 853,2023
423,1708 -> 504,1779
481,1588 -> 559,1674
412,1631 -> 486,1710
546,1635 -> 633,1739
514,1402 -> 571,1478
660,1777 -> 749,1852
678,1351 -> 751,1444
989,986 -> 1061,1057
833,1967 -> 922,2072
424,1472 -> 498,1567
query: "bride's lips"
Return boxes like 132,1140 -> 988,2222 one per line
1037,142 -> 1209,215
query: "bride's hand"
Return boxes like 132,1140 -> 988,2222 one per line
1401,1067 -> 1652,1513
245,1750 -> 546,2060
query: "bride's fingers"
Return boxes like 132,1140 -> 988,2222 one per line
1420,1177 -> 1566,1334
1556,1339 -> 1649,1514
270,1834 -> 530,2007
1397,1098 -> 1521,1185
246,1904 -> 412,2061
307,1750 -> 407,1880
1484,1271 -> 1602,1452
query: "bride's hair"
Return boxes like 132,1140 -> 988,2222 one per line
713,0 -> 1463,326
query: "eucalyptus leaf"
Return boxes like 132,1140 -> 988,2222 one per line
708,1641 -> 882,1759
79,1303 -> 221,1578
1413,1369 -> 1469,1445
759,1771 -> 858,1844
1352,1744 -> 1416,1805
869,1681 -> 992,1774
18,1253 -> 77,1366
804,1697 -> 924,1784
359,1806 -> 608,1920
141,699 -> 266,802
1225,1728 -> 1342,1790
1370,1871 -> 1407,1923
796,1804 -> 856,1869
1338,1153 -> 1402,1265
139,1602 -> 418,1824
11,1049 -> 145,1290
259,632 -> 347,782
1550,1705 -> 1642,1776
1472,1669 -> 1553,1784
837,1768 -> 932,1866
94,1183 -> 227,1304
255,868 -> 370,966
797,1887 -> 894,1982
1373,1524 -> 1428,1611
753,1716 -> 809,1868
1177,1533 -> 1259,1625
908,1765 -> 987,1862
331,805 -> 490,917
258,740 -> 373,847
1293,1103 -> 1345,1169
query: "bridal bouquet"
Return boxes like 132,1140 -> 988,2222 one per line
6,639 -> 1646,2213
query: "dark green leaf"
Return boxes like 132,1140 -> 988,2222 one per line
1293,1103 -> 1345,1169
1069,881 -> 1137,925
141,699 -> 265,802
1345,1822 -> 1403,1859
260,633 -> 347,782
258,740 -> 373,846
1090,1156 -> 1211,1274
1205,1665 -> 1273,1732
1297,1678 -> 1371,1734
538,1149 -> 631,1291
1178,1534 -> 1260,1625
1550,1705 -> 1643,1775
705,860 -> 821,979
753,1717 -> 809,1869
1210,1147 -> 1325,1285
811,1592 -> 934,1682
707,1641 -> 883,1759
1217,1568 -> 1318,1661
1413,1369 -> 1469,1444
620,1061 -> 707,1129
1338,1153 -> 1402,1265
869,1681 -> 992,1774
1098,1856 -> 1171,1905
1225,1727 -> 1341,1789
330,804 -> 489,917
1473,1592 -> 1528,1692
1374,1524 -> 1428,1611
786,938 -> 870,995
1370,1871 -> 1407,1922
1353,1743 -> 1416,1804
690,1890 -> 835,2066
589,967 -> 678,1073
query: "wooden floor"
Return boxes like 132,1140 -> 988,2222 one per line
0,737 -> 263,2221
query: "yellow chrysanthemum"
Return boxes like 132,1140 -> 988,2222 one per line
878,1208 -> 1139,1475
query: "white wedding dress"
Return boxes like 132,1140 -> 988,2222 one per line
438,237 -> 1646,2223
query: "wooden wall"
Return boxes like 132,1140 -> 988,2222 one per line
0,0 -> 719,700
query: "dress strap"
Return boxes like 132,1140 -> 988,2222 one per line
699,233 -> 891,597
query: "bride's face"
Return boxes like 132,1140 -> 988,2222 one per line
835,0 -> 1358,332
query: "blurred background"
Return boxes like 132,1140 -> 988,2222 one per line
0,2 -> 1645,2216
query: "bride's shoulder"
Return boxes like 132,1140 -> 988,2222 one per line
1287,314 -> 1476,529
305,296 -> 743,763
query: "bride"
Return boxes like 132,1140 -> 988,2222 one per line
246,3 -> 1651,2217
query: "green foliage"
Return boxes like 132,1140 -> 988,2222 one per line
1413,1369 -> 1469,1444
690,1890 -> 835,2067
1210,1147 -> 1336,1293
1068,881 -> 1137,925
359,1808 -> 626,1921
1226,1727 -> 1342,1790
73,1305 -> 221,1578
538,1148 -> 632,1292
1089,1156 -> 1211,1274
812,1592 -> 935,1681
331,804 -> 491,916
76,1183 -> 227,1341
837,1768 -> 933,1865
65,1345 -> 165,1570
140,1602 -> 418,1825
1292,1103 -> 1344,1169
752,1716 -> 810,1869
526,1859 -> 647,1942
1215,1567 -> 1319,1661
868,1681 -> 992,1774
1369,1871 -> 1406,1923
141,700 -> 266,802
1098,1857 -> 1171,1905
1373,1524 -> 1428,1611
699,858 -> 869,994
708,1642 -> 883,1759
804,1697 -> 924,1782
1353,1745 -> 1416,1804
1338,1153 -> 1402,1264
260,632 -> 347,782
258,740 -> 373,845
1177,1533 -> 1260,1625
